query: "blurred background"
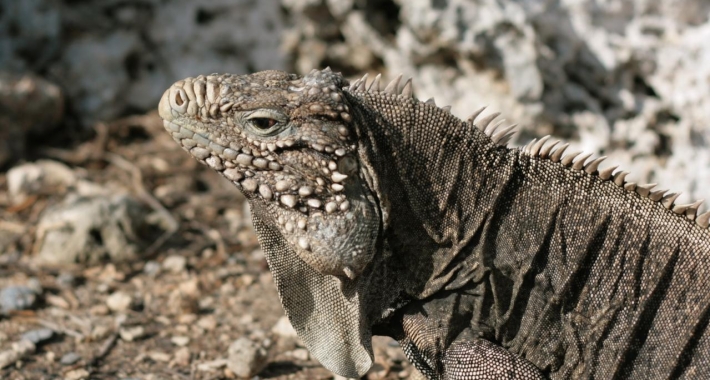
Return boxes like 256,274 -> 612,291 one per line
1,0 -> 709,379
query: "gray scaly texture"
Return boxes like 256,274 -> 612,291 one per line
159,69 -> 710,379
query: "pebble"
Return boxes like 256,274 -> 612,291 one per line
143,260 -> 161,276
60,352 -> 81,365
290,348 -> 310,361
90,304 -> 110,316
162,255 -> 187,273
226,338 -> 269,378
196,358 -> 228,371
106,291 -> 133,312
0,339 -> 35,368
0,350 -> 22,369
21,328 -> 54,345
173,346 -> 191,366
90,325 -> 111,341
148,351 -> 171,362
197,315 -> 218,331
12,339 -> 35,355
0,286 -> 38,311
171,336 -> 190,346
55,272 -> 76,287
119,326 -> 146,342
271,316 -> 298,339
64,368 -> 90,380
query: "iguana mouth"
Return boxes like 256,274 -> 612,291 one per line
158,73 -> 381,280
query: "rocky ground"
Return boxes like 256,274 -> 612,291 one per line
0,110 -> 414,379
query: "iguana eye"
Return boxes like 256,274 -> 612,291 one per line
245,109 -> 288,136
250,117 -> 277,130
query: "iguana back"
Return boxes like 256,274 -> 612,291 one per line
158,69 -> 710,379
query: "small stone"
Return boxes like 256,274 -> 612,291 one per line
64,368 -> 90,380
290,348 -> 310,361
56,273 -> 76,287
226,338 -> 269,378
143,261 -> 161,276
366,362 -> 388,379
148,351 -> 171,362
197,315 -> 218,331
162,255 -> 187,273
106,291 -> 133,312
271,316 -> 298,339
90,325 -> 111,341
21,328 -> 54,345
0,286 -> 38,312
173,346 -> 191,367
171,336 -> 190,346
178,313 -> 197,324
60,352 -> 81,365
12,339 -> 35,355
119,326 -> 146,342
197,358 -> 228,372
0,349 -> 20,370
90,304 -> 110,316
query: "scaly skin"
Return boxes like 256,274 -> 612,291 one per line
159,69 -> 710,379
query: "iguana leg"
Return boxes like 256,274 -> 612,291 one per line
443,338 -> 547,380
393,289 -> 547,380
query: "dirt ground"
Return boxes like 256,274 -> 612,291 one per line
0,112 -> 412,379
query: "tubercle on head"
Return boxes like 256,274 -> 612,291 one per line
159,69 -> 381,279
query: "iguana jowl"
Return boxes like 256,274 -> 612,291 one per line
158,69 -> 710,379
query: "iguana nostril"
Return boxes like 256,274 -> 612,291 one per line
169,87 -> 189,114
175,91 -> 184,106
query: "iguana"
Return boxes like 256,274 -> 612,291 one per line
158,68 -> 710,379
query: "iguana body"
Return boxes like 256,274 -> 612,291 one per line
158,69 -> 710,379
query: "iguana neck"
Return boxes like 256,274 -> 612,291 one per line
348,91 -> 522,301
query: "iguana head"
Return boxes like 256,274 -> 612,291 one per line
158,69 -> 380,280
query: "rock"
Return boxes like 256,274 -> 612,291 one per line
172,346 -> 191,367
119,326 -> 146,342
226,337 -> 269,378
90,325 -> 111,341
290,348 -> 309,361
0,349 -> 22,369
197,315 -> 218,331
271,316 -> 298,339
0,286 -> 38,312
1,0 -> 286,125
55,272 -> 77,288
64,368 -> 90,380
143,260 -> 161,276
162,255 -> 187,273
34,194 -> 151,266
90,304 -> 110,316
7,160 -> 76,205
147,351 -> 170,362
0,73 -> 63,167
60,352 -> 81,365
21,328 -> 54,345
106,291 -> 133,312
196,358 -> 229,372
171,336 -> 190,347
12,339 -> 36,356
0,339 -> 37,368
